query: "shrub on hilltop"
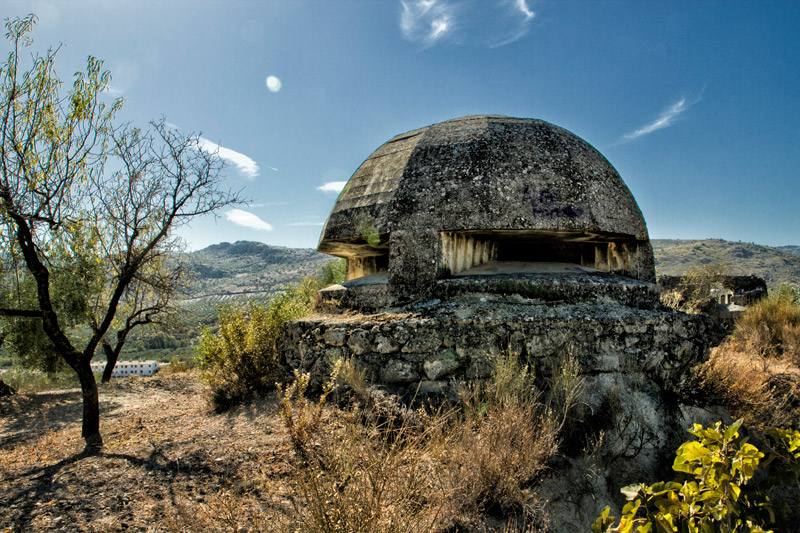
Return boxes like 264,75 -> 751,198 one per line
195,260 -> 344,411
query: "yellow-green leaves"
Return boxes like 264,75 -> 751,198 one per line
593,419 -> 800,533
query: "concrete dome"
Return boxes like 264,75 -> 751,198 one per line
319,115 -> 655,294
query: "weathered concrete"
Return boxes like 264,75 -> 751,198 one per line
294,115 -> 727,530
318,115 -> 656,301
280,296 -> 726,531
282,295 -> 717,399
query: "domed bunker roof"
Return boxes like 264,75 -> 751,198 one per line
319,115 -> 655,298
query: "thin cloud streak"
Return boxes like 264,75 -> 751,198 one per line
515,0 -> 534,20
399,0 -> 534,49
250,201 -> 287,207
624,98 -> 689,141
197,137 -> 260,180
489,0 -> 536,47
225,209 -> 273,231
103,83 -> 124,97
317,181 -> 347,193
400,0 -> 454,48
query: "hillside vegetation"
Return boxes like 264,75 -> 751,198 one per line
0,241 -> 334,370
653,238 -> 800,289
185,240 -> 332,304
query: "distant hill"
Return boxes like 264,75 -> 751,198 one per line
778,245 -> 800,256
652,239 -> 800,289
185,240 -> 334,304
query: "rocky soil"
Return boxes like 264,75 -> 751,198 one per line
0,373 -> 292,532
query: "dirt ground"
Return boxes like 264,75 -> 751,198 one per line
0,373 -> 294,532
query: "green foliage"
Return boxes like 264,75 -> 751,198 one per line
0,15 -> 237,446
1,367 -> 82,393
1,227 -> 104,373
195,276 -> 322,410
733,284 -> 800,361
353,213 -> 381,247
318,258 -> 346,286
592,419 -> 800,533
159,355 -> 193,376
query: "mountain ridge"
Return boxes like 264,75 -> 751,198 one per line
185,240 -> 334,303
652,238 -> 800,289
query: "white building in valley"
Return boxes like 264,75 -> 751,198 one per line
90,360 -> 159,378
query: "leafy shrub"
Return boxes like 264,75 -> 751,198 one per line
159,355 -> 193,376
195,277 -> 321,411
0,367 -> 81,393
733,285 -> 800,362
319,258 -> 346,286
592,419 -> 800,533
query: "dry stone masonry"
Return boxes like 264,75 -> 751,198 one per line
281,115 -> 726,529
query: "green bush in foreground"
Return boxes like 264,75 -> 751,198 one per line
592,419 -> 800,533
195,259 -> 345,411
195,277 -> 320,410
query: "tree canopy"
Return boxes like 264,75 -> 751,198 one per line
0,14 -> 241,448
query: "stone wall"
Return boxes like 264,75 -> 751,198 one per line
280,296 -> 724,529
280,293 -> 727,529
281,298 -> 716,399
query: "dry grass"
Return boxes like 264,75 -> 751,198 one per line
732,286 -> 800,363
0,350 -> 579,533
699,343 -> 800,432
0,372 -> 293,532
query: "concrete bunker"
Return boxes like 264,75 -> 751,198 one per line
318,115 -> 655,305
284,115 -> 724,529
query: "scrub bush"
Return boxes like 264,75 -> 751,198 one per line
733,285 -> 800,362
592,419 -> 800,533
195,277 -> 321,411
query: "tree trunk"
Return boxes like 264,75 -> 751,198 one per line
76,360 -> 103,450
0,378 -> 16,397
101,341 -> 118,384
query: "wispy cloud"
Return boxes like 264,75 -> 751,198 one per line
489,0 -> 536,47
400,0 -> 455,48
250,201 -> 287,208
225,209 -> 273,231
197,137 -> 260,180
398,0 -> 535,48
103,83 -> 124,97
515,0 -> 535,20
317,181 -> 347,193
623,98 -> 690,141
288,222 -> 325,227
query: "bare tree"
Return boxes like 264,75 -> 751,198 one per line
0,15 -> 240,448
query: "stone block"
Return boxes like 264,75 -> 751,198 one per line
401,332 -> 442,353
424,349 -> 461,380
374,333 -> 399,354
466,357 -> 493,379
323,328 -> 347,346
347,329 -> 372,355
380,359 -> 420,383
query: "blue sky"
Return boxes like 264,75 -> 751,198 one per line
4,1 -> 799,250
